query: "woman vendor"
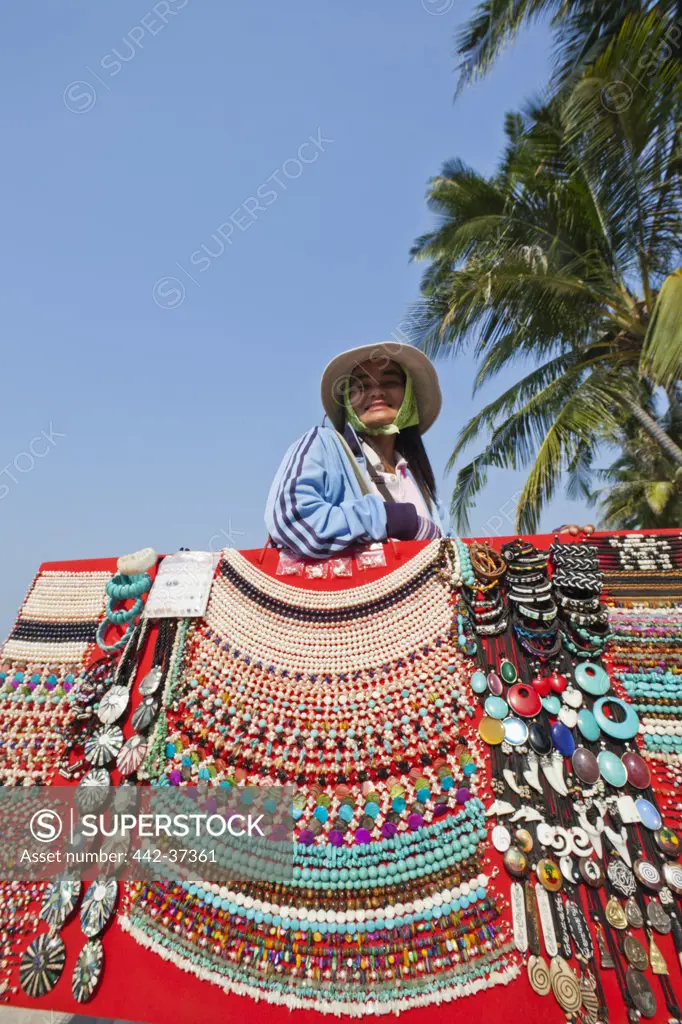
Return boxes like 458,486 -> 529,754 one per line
265,342 -> 445,559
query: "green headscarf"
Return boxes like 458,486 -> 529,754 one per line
343,367 -> 420,436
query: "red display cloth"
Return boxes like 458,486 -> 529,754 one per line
4,534 -> 682,1023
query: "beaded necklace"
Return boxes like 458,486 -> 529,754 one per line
122,539 -> 518,1013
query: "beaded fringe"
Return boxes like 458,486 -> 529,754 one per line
120,913 -> 520,1017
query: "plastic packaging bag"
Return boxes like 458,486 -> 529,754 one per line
276,550 -> 304,576
356,542 -> 387,570
329,556 -> 353,577
304,560 -> 329,579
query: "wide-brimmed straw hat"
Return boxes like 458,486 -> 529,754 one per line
320,342 -> 442,434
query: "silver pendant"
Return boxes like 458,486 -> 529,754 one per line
647,899 -> 671,935
139,665 -> 163,696
535,883 -> 558,957
76,769 -> 110,813
131,695 -> 159,732
84,726 -> 124,767
96,685 -> 130,726
511,881 -> 528,952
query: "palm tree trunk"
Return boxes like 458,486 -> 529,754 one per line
622,396 -> 682,467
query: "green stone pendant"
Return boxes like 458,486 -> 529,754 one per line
500,660 -> 517,684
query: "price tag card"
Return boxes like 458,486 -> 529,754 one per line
144,551 -> 219,619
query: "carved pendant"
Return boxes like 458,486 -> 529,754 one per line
549,956 -> 582,1015
580,967 -> 600,1024
625,897 -> 643,929
605,826 -> 632,866
511,881 -> 528,953
607,859 -> 636,897
648,933 -> 668,975
577,809 -> 603,858
605,895 -> 628,930
569,826 -> 592,858
617,794 -> 639,824
623,935 -> 648,971
647,899 -> 671,935
595,922 -> 614,969
486,799 -> 515,817
626,968 -> 656,1019
554,894 -> 573,960
535,883 -> 558,958
523,755 -> 543,794
527,954 -> 551,996
542,754 -> 569,796
525,881 -> 541,955
503,767 -> 522,796
566,900 -> 593,959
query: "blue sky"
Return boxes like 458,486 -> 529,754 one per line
0,0 -> 590,635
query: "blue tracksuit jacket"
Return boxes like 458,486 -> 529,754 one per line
264,423 -> 445,559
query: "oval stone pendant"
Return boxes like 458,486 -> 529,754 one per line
577,708 -> 600,742
635,799 -> 662,832
500,659 -> 517,684
529,722 -> 553,755
550,722 -> 575,757
598,750 -> 627,787
572,747 -> 600,784
471,670 -> 487,694
622,750 -> 650,789
487,671 -> 504,696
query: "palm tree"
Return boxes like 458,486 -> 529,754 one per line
454,0 -> 682,93
410,15 -> 682,533
592,399 -> 682,527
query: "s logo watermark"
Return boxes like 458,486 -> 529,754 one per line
29,809 -> 63,843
